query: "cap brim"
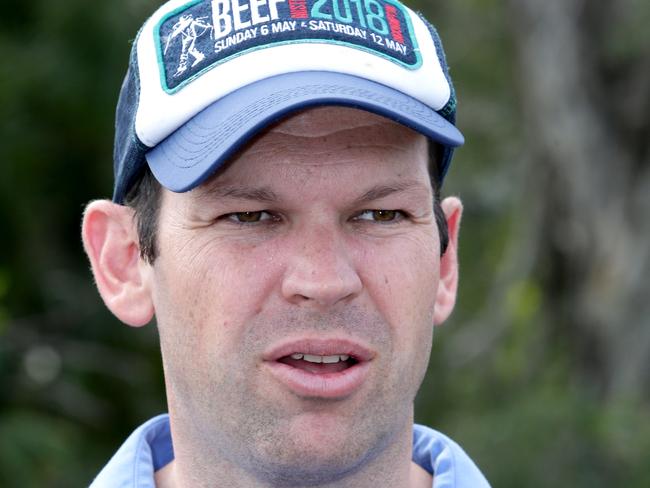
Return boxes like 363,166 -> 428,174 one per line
146,71 -> 464,193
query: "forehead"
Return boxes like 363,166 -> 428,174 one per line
252,106 -> 427,153
193,107 -> 431,194
266,106 -> 415,136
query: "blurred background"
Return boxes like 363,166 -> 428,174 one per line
1,0 -> 649,486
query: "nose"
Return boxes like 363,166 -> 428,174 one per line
281,224 -> 363,308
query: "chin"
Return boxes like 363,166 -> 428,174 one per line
246,414 -> 391,485
250,442 -> 378,487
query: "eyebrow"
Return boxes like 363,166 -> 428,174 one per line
352,180 -> 428,206
197,184 -> 280,203
196,180 -> 427,205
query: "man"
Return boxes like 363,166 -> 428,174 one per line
82,0 -> 490,486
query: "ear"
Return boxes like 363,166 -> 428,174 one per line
434,196 -> 463,326
81,200 -> 154,327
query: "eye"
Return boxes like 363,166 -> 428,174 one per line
225,211 -> 276,224
355,210 -> 404,222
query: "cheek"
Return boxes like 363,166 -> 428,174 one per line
354,234 -> 438,403
357,234 -> 439,351
152,236 -> 284,354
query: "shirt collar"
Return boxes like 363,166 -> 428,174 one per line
91,415 -> 489,487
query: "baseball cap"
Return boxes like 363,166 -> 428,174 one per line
113,0 -> 463,203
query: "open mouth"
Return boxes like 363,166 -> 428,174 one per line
264,339 -> 373,398
277,353 -> 359,374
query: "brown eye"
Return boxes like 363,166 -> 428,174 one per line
355,210 -> 404,223
373,210 -> 398,222
226,211 -> 275,224
235,211 -> 263,223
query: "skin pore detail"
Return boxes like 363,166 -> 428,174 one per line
137,107 -> 457,488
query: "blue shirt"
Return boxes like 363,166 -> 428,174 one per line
90,414 -> 490,487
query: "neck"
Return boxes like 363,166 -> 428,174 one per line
156,414 -> 431,488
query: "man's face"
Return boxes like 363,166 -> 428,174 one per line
146,107 -> 451,482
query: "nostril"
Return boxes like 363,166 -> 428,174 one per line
282,272 -> 363,308
281,238 -> 362,307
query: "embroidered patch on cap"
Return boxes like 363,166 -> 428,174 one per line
156,0 -> 421,92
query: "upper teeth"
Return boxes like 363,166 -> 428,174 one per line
290,353 -> 350,363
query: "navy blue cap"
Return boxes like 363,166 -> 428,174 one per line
113,0 -> 462,203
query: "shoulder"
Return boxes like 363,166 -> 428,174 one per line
412,424 -> 491,488
89,414 -> 173,488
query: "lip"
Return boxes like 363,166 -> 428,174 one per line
262,337 -> 375,399
263,338 -> 375,362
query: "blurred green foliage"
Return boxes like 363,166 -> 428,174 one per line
1,0 -> 649,486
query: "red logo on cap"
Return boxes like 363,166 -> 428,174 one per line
289,0 -> 309,18
384,4 -> 404,44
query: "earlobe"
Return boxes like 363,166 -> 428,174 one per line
82,200 -> 154,327
434,197 -> 463,326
